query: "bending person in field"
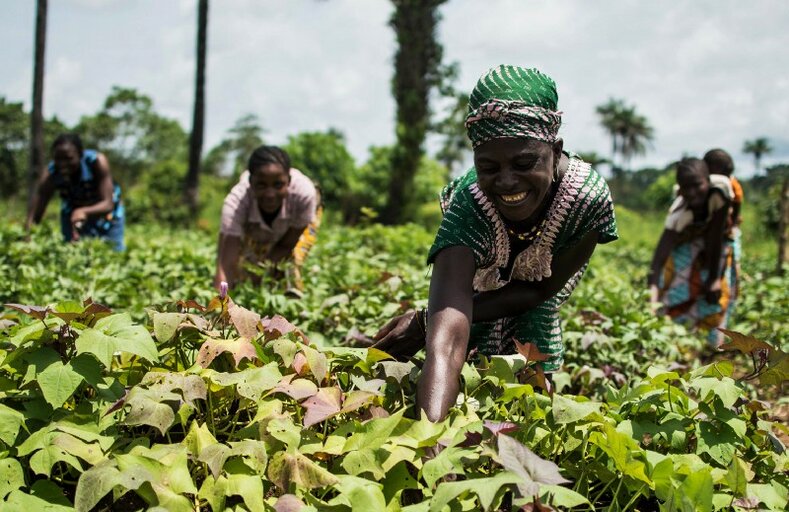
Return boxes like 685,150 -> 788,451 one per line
373,65 -> 618,421
214,145 -> 321,296
25,133 -> 125,251
648,157 -> 735,346
704,148 -> 743,298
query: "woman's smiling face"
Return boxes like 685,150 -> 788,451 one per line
474,137 -> 562,222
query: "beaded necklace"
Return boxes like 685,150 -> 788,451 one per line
504,222 -> 542,242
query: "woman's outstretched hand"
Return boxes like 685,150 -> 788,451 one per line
372,309 -> 426,361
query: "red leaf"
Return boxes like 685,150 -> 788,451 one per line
274,494 -> 306,512
228,301 -> 261,339
4,303 -> 50,320
514,340 -> 550,362
301,387 -> 342,427
273,374 -> 318,400
176,299 -> 206,312
718,328 -> 774,355
292,352 -> 308,375
197,337 -> 258,368
483,420 -> 519,436
261,315 -> 306,342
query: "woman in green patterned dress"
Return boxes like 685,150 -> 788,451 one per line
373,65 -> 618,421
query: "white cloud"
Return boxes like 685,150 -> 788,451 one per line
1,0 -> 788,175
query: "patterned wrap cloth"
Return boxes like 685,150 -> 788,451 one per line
429,157 -> 618,371
427,65 -> 618,371
465,65 -> 562,148
659,176 -> 737,345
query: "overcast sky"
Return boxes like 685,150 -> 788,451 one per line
2,0 -> 788,176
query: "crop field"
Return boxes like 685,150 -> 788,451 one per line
0,207 -> 786,511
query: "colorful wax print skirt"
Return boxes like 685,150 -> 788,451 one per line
658,237 -> 737,345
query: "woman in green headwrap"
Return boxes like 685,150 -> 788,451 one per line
373,65 -> 618,421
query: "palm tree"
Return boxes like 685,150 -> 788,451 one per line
743,137 -> 772,174
28,0 -> 47,208
595,98 -> 626,169
595,98 -> 653,171
619,109 -> 654,169
381,0 -> 448,225
185,0 -> 209,219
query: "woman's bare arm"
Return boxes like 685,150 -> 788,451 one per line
215,233 -> 242,289
267,226 -> 305,263
472,230 -> 600,322
417,246 -> 475,422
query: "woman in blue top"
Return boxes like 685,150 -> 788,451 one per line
25,133 -> 125,251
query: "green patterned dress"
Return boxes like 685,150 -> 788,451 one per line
427,155 -> 618,371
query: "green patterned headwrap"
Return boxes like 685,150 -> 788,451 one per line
465,65 -> 562,148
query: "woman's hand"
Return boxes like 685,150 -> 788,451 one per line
372,309 -> 426,360
70,208 -> 88,240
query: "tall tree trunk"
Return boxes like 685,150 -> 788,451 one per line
28,0 -> 47,207
185,0 -> 208,220
381,0 -> 446,225
777,177 -> 789,275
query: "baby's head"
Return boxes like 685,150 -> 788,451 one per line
703,148 -> 734,177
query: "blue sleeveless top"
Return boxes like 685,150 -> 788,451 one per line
48,149 -> 124,221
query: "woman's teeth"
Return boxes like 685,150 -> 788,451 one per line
500,191 -> 527,203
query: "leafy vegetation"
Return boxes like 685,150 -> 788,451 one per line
0,208 -> 786,511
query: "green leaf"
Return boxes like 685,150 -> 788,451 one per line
390,415 -> 447,448
77,313 -> 159,367
227,440 -> 268,475
724,456 -> 752,496
588,423 -> 651,486
429,471 -> 520,512
744,482 -> 788,510
301,344 -> 328,383
153,312 -> 186,342
689,376 -> 741,408
540,484 -> 591,508
36,361 -> 83,408
551,394 -> 602,424
267,450 -> 339,491
267,417 -> 303,450
382,461 -> 420,504
206,363 -> 282,401
74,460 -> 121,512
341,448 -> 386,480
0,404 -> 25,446
0,458 -> 25,499
4,488 -> 74,512
421,446 -> 475,488
123,387 -> 177,436
30,445 -> 83,476
344,409 -> 406,452
225,461 -> 266,512
198,475 -> 227,512
678,468 -> 713,512
696,420 -> 738,466
272,338 -> 299,367
51,432 -> 105,465
330,474 -> 386,511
